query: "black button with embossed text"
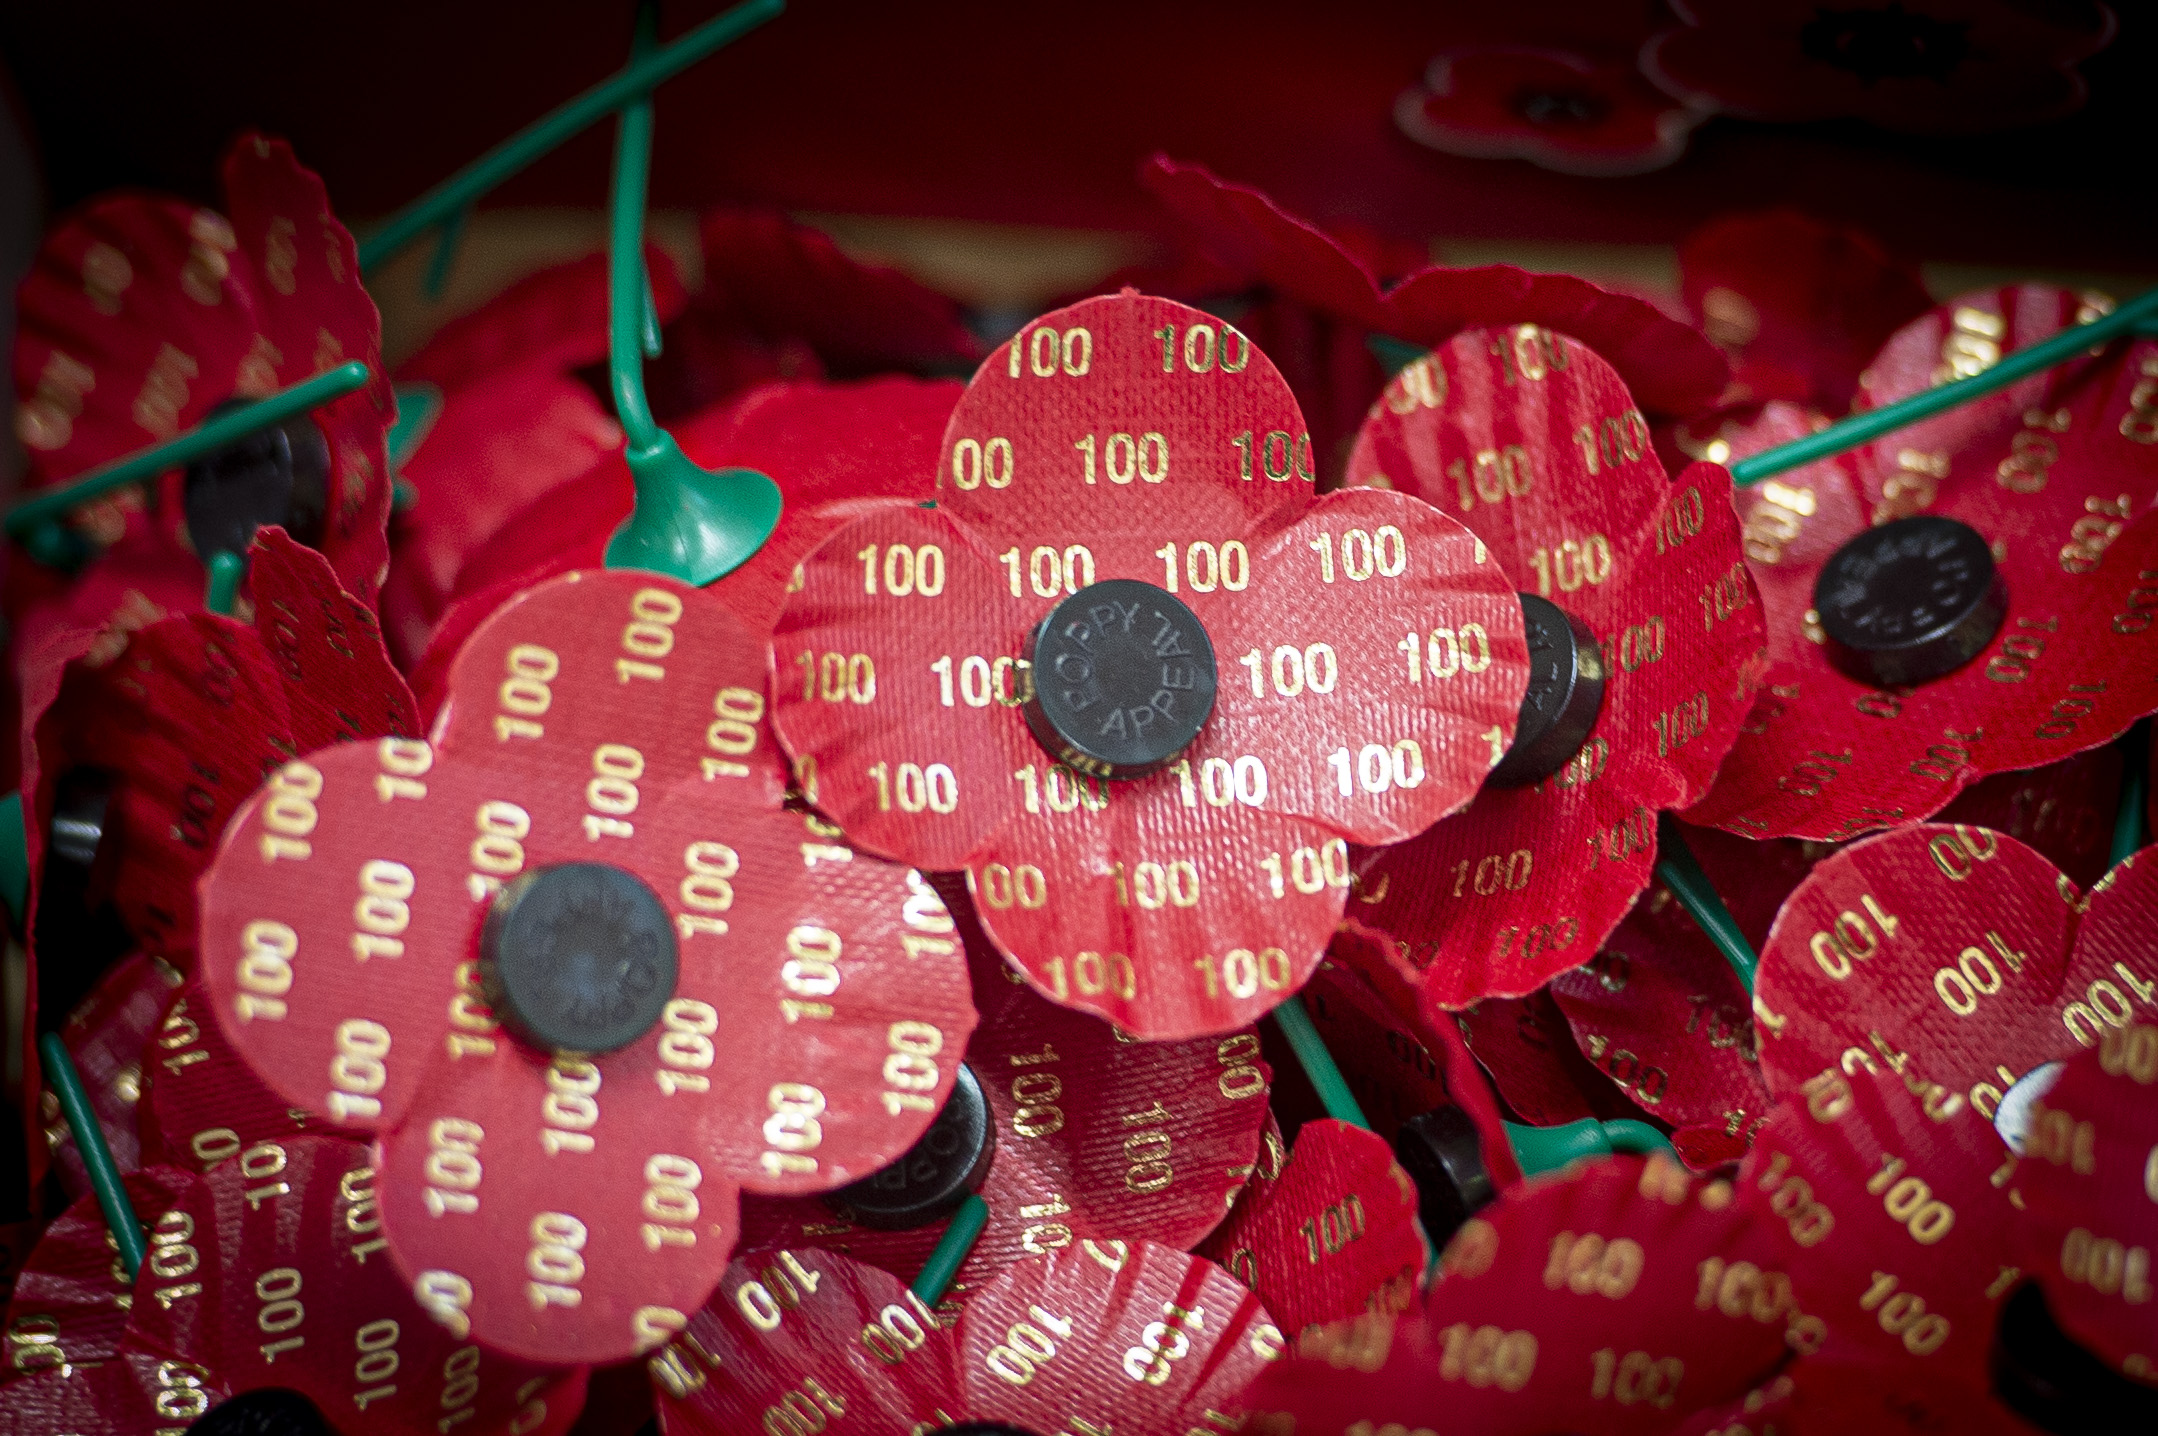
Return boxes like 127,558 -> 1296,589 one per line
1023,579 -> 1217,779
479,863 -> 679,1054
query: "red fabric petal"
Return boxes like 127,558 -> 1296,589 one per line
2,1167 -> 193,1376
1348,330 -> 1765,1006
741,913 -> 1270,1299
1936,744 -> 2123,890
1140,156 -> 1730,416
1678,209 -> 1933,413
1394,47 -> 1704,178
955,1241 -> 1281,1429
124,1135 -> 586,1428
1455,990 -> 1635,1129
1198,1119 -> 1425,1335
0,1351 -> 229,1433
650,1248 -> 962,1433
44,953 -> 179,1199
139,982 -> 350,1175
1690,295 -> 2158,842
1739,1061 -> 2023,1393
2014,1019 -> 2158,1380
1754,826 -> 2158,1120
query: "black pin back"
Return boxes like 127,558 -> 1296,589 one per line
480,864 -> 679,1054
1488,593 -> 1605,788
183,398 -> 331,563
1991,1281 -> 2158,1432
832,1061 -> 994,1229
1390,1104 -> 1498,1248
193,1389 -> 334,1436
1023,579 -> 1216,779
1814,514 -> 2006,687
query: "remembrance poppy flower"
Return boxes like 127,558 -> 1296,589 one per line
1685,286 -> 2158,843
1644,0 -> 2118,135
1242,1153 -> 1798,1434
1752,823 -> 2158,1122
772,290 -> 1528,1038
738,896 -> 1272,1300
647,1243 -> 1280,1433
1346,327 -> 1767,1008
1198,1118 -> 1427,1335
1395,47 -> 1709,178
10,131 -> 391,611
1140,157 -> 1730,419
194,569 -> 976,1363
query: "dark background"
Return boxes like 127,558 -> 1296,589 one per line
2,0 -> 2153,268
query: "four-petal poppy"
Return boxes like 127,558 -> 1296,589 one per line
1395,46 -> 1709,178
772,290 -> 1529,1037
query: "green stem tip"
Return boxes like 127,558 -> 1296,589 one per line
1271,996 -> 1371,1130
204,551 -> 245,616
5,362 -> 372,538
910,1193 -> 988,1305
39,1032 -> 146,1282
1655,814 -> 1759,992
1731,287 -> 2158,485
1507,1117 -> 1675,1175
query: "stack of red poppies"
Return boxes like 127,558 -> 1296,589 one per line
2,99 -> 2152,1436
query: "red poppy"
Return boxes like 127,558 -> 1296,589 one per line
1198,1118 -> 1426,1334
1,1165 -> 193,1381
1753,824 -> 2158,1128
9,131 -> 391,602
139,979 -> 353,1177
1395,47 -> 1708,178
1140,157 -> 1730,418
1687,287 -> 2158,843
39,953 -> 177,1200
1242,1154 -> 1796,1433
1678,209 -> 1934,413
649,1242 -> 1280,1431
2014,1019 -> 2158,1386
1644,0 -> 2119,135
63,1137 -> 580,1433
738,898 -> 1272,1299
1346,329 -> 1767,1008
1737,1059 -> 2023,1399
410,375 -> 959,722
772,291 -> 1528,1038
193,569 -> 977,1363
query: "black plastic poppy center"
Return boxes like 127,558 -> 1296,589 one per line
831,1062 -> 994,1229
1510,87 -> 1612,127
1023,579 -> 1216,780
1814,514 -> 2005,688
479,864 -> 679,1055
183,397 -> 331,562
1489,593 -> 1606,788
193,1388 -> 333,1436
1392,1103 -> 1499,1250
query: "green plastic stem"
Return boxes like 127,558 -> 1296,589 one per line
2113,721 -> 2151,867
354,0 -> 783,274
1655,814 -> 1760,992
607,50 -> 665,455
0,792 -> 26,929
910,1193 -> 988,1305
1271,997 -> 1372,1129
1730,287 -> 2158,484
39,1033 -> 145,1281
204,551 -> 245,615
1507,1117 -> 1675,1175
421,204 -> 468,298
5,362 -> 372,538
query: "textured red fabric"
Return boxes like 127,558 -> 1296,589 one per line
44,954 -> 179,1200
0,1350 -> 230,1433
1678,209 -> 1933,413
10,132 -> 390,599
122,1136 -> 585,1432
195,571 -> 976,1363
1,1166 -> 192,1379
1394,47 -> 1707,178
1141,156 -> 1730,417
1645,0 -> 2118,134
1455,989 -> 1636,1130
138,982 -> 355,1176
1198,1119 -> 1425,1335
1754,826 -> 2158,1124
1690,290 -> 2158,842
1243,1155 -> 1794,1434
1347,328 -> 1766,1007
740,902 -> 1269,1301
1738,1061 -> 2023,1396
772,291 -> 1527,1038
2013,1018 -> 2158,1382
